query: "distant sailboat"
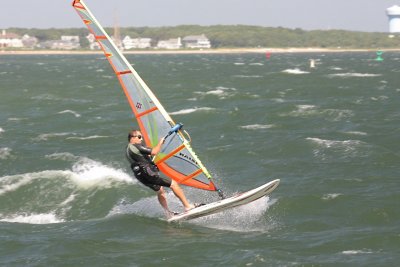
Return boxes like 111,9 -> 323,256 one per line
309,59 -> 316,68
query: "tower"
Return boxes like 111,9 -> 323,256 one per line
387,5 -> 400,33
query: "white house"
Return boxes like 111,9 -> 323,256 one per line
86,34 -> 101,50
157,37 -> 182,49
21,34 -> 38,48
123,36 -> 152,49
182,34 -> 211,49
0,30 -> 23,48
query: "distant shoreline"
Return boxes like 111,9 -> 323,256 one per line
1,48 -> 400,55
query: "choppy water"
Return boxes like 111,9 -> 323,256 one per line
0,52 -> 399,266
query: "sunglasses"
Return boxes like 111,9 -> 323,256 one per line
133,135 -> 142,139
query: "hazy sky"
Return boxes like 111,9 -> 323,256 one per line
1,0 -> 399,32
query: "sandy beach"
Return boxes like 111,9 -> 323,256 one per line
1,47 -> 399,55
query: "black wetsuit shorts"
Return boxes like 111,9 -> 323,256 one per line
132,164 -> 172,192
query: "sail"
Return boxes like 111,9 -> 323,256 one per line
72,0 -> 217,191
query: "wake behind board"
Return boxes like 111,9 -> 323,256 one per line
168,179 -> 280,222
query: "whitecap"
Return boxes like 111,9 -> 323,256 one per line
343,131 -> 367,136
33,132 -> 75,141
342,250 -> 373,255
170,107 -> 216,115
69,159 -> 133,189
0,213 -> 64,224
306,137 -> 363,149
0,147 -> 12,159
328,73 -> 381,78
322,193 -> 342,200
45,152 -> 80,161
240,124 -> 275,130
282,68 -> 310,74
58,110 -> 81,118
66,135 -> 109,140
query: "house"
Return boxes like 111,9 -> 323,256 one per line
21,34 -> 38,48
156,37 -> 182,49
122,36 -> 152,49
182,34 -> 211,49
40,35 -> 80,50
86,34 -> 101,50
0,30 -> 23,48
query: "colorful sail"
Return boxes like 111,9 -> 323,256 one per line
72,0 -> 217,191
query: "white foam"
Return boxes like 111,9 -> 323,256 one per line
170,107 -> 216,115
329,73 -> 381,78
343,131 -> 367,136
342,250 -> 373,255
195,86 -> 237,99
282,68 -> 310,74
0,127 -> 4,134
45,152 -> 80,161
7,117 -> 27,121
58,110 -> 81,118
0,213 -> 64,224
69,159 -> 133,189
0,158 -> 133,195
306,137 -> 362,149
240,124 -> 275,130
33,132 -> 75,141
66,135 -> 109,140
322,193 -> 342,200
0,147 -> 12,160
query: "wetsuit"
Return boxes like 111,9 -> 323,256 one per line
126,143 -> 172,191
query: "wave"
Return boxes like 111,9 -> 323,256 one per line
66,135 -> 109,140
240,124 -> 276,130
328,73 -> 381,78
7,117 -> 28,121
342,250 -> 373,255
0,127 -> 4,134
0,157 -> 134,224
0,212 -> 64,224
33,132 -> 76,141
58,110 -> 81,118
306,137 -> 363,149
322,193 -> 342,200
0,147 -> 12,160
170,107 -> 216,115
286,105 -> 354,121
195,86 -> 237,99
282,68 -> 310,74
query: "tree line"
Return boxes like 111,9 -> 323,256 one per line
6,25 -> 400,49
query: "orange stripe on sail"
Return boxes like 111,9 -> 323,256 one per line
83,19 -> 91,24
154,144 -> 185,165
117,70 -> 132,75
136,106 -> 158,118
180,169 -> 203,183
158,163 -> 216,191
95,36 -> 107,40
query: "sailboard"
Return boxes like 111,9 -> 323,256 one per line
168,179 -> 280,222
71,0 -> 279,218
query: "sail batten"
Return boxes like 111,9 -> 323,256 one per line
72,0 -> 217,191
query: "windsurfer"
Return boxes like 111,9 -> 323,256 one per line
126,130 -> 196,216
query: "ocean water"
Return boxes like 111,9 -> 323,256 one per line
0,52 -> 399,266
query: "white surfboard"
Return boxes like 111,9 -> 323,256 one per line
168,179 -> 280,222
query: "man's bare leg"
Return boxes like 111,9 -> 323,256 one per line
170,180 -> 194,211
157,187 -> 171,215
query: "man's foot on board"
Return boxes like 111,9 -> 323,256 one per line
184,203 -> 205,212
166,210 -> 179,218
